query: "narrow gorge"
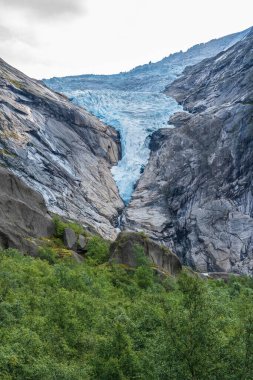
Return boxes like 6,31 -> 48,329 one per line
0,26 -> 252,275
45,28 -> 248,204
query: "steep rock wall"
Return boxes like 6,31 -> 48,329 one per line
124,29 -> 253,274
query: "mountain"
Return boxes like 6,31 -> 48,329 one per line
1,27 -> 252,275
44,28 -> 250,203
45,27 -> 250,93
0,58 -> 123,241
124,28 -> 253,274
1,25 -> 253,380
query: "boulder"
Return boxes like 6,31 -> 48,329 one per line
63,228 -> 77,249
78,234 -> 87,250
0,167 -> 54,253
71,251 -> 84,263
110,232 -> 182,275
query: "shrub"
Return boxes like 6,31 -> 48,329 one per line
86,236 -> 110,264
133,243 -> 149,267
53,216 -> 84,238
132,244 -> 154,289
37,246 -> 58,264
134,265 -> 154,289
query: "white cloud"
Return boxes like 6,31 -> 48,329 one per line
0,0 -> 252,78
0,0 -> 86,19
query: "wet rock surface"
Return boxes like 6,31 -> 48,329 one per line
124,29 -> 253,275
0,58 -> 124,240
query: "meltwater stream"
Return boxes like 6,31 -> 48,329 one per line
67,89 -> 182,203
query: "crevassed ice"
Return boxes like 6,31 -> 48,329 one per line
45,29 -> 249,203
68,89 -> 182,203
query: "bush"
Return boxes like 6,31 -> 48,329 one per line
37,246 -> 58,264
53,216 -> 84,238
133,243 -> 149,267
86,236 -> 110,264
134,265 -> 154,289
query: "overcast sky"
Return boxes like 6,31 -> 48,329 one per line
0,0 -> 252,79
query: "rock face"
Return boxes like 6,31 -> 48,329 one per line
124,29 -> 253,275
63,228 -> 77,250
110,232 -> 182,275
78,234 -> 87,250
0,167 -> 54,252
0,58 -> 124,240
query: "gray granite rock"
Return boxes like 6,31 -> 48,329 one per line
63,228 -> 77,250
78,234 -> 87,250
0,167 -> 54,252
124,28 -> 253,275
110,232 -> 182,275
0,57 -> 124,240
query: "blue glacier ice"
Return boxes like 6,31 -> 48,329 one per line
45,28 -> 249,203
68,89 -> 182,202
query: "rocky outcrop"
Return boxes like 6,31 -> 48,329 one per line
63,228 -> 87,252
124,29 -> 253,275
0,167 -> 54,252
0,58 -> 124,240
63,228 -> 78,250
110,232 -> 182,275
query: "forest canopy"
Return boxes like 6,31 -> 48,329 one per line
0,248 -> 252,380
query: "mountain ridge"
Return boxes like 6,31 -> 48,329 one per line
45,26 -> 251,93
0,57 -> 123,240
44,27 -> 251,203
124,27 -> 253,274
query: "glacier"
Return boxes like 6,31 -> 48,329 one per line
45,27 -> 249,203
67,89 -> 182,203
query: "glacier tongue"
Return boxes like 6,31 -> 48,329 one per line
68,89 -> 182,203
45,28 -> 250,203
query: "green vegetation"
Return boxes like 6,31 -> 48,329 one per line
85,236 -> 110,264
53,215 -> 85,238
0,248 -> 252,379
51,215 -> 110,265
37,240 -> 73,264
9,79 -> 23,89
0,148 -> 16,158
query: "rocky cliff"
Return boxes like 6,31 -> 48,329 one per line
0,58 -> 124,240
110,231 -> 182,276
124,29 -> 253,275
0,167 -> 54,252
